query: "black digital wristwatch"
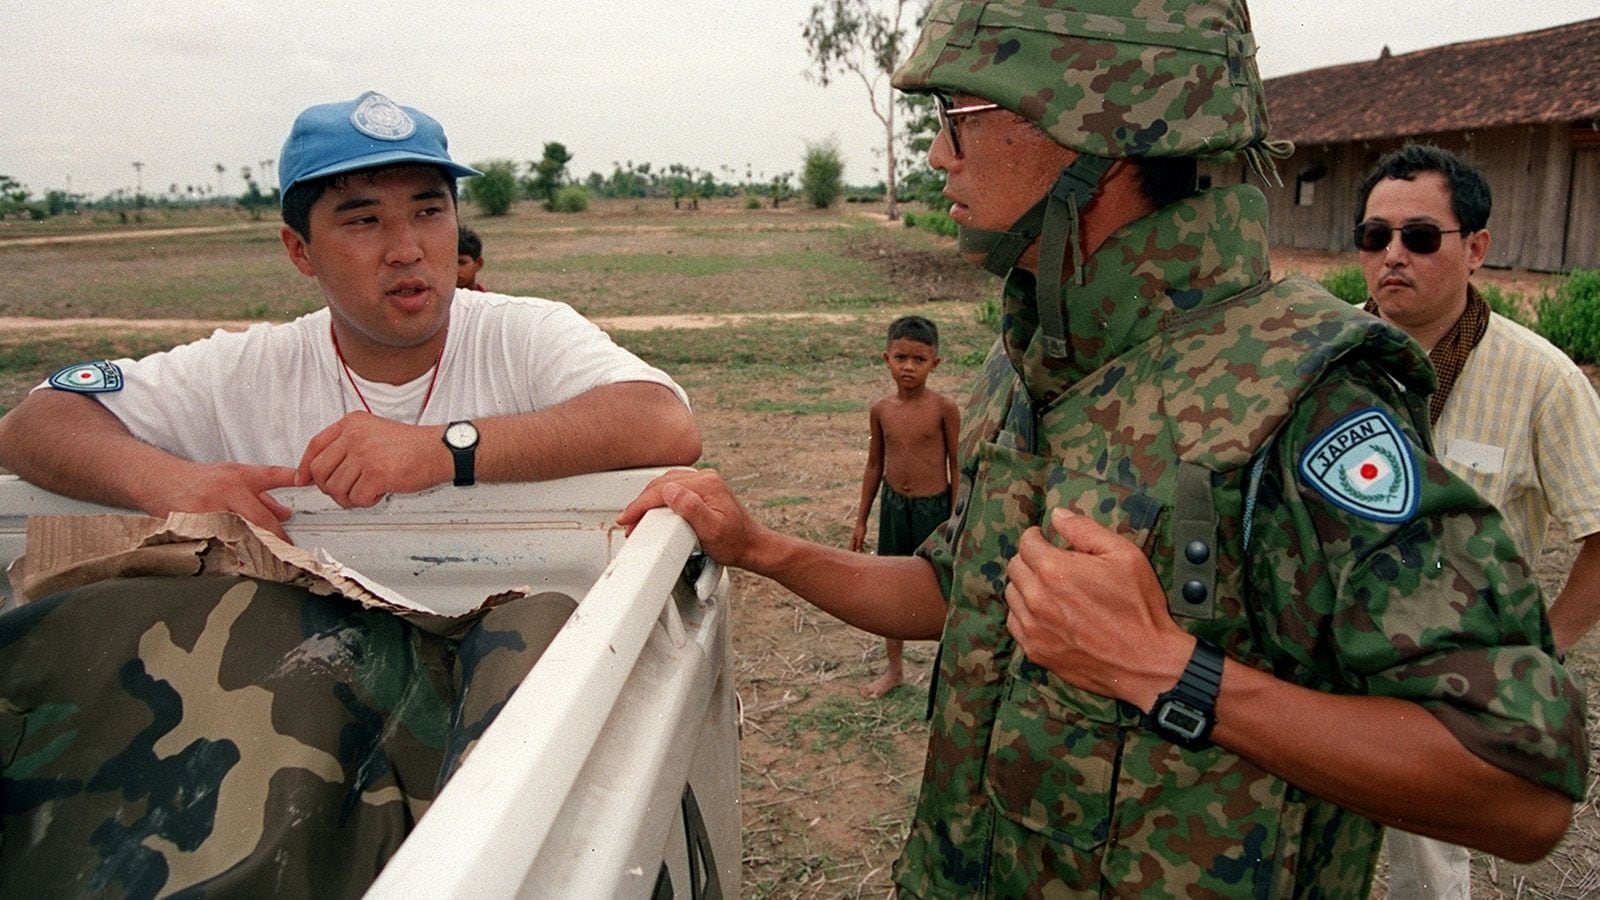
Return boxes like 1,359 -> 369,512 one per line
1145,638 -> 1224,750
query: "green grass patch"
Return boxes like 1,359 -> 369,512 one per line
812,292 -> 893,308
510,248 -> 871,279
760,495 -> 813,508
620,316 -> 990,377
1319,264 -> 1369,304
1478,283 -> 1529,327
1537,269 -> 1600,364
783,687 -> 928,760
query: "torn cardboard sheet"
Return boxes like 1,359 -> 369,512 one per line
7,512 -> 529,632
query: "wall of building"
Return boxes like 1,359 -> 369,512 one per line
1201,124 -> 1596,272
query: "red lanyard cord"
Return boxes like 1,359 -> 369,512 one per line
329,323 -> 444,425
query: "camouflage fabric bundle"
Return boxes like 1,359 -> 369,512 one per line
0,576 -> 573,898
893,185 -> 1587,896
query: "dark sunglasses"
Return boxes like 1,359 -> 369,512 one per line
933,92 -> 1002,158
1353,221 -> 1467,254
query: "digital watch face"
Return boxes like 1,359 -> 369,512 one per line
1157,703 -> 1206,739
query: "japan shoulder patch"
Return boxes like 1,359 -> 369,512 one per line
48,360 -> 124,394
1298,407 -> 1419,523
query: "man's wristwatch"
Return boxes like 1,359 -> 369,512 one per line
1145,638 -> 1224,750
442,420 -> 480,486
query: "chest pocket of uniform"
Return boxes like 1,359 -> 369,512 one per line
960,441 -> 1167,875
948,441 -> 1165,615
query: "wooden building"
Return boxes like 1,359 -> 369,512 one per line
1205,17 -> 1600,272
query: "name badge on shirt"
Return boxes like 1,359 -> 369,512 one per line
1445,438 -> 1505,474
48,360 -> 124,393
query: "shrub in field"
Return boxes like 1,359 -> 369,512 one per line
743,194 -> 763,210
800,140 -> 845,209
469,160 -> 519,217
1477,283 -> 1528,328
1537,269 -> 1600,364
547,184 -> 589,214
976,296 -> 1000,329
1319,265 -> 1369,304
905,210 -> 957,237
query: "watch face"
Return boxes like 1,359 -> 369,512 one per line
444,421 -> 478,449
1155,702 -> 1207,740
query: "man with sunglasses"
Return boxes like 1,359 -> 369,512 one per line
625,1 -> 1587,895
1357,142 -> 1600,899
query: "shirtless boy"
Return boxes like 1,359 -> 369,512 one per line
851,315 -> 960,697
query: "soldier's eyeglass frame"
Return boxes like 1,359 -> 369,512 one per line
1353,221 -> 1467,255
934,93 -> 1003,158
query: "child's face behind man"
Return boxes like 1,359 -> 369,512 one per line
456,254 -> 484,289
884,337 -> 940,393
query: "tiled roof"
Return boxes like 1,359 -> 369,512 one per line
1262,17 -> 1600,145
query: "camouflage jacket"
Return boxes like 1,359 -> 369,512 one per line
893,185 -> 1588,898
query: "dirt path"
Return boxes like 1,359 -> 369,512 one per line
0,224 -> 265,248
0,310 -> 880,337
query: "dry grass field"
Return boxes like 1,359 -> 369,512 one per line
0,198 -> 1593,897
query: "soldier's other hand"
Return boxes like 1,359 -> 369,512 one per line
1004,508 -> 1191,710
619,469 -> 761,568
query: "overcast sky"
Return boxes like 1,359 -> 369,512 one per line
3,1 -> 1596,199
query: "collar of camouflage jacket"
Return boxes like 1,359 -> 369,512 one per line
999,183 -> 1272,405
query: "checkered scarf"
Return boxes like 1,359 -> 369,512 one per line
1366,285 -> 1489,425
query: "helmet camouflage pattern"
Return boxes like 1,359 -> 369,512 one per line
892,0 -> 1274,159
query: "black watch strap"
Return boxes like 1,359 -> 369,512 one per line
450,445 -> 474,486
1146,638 -> 1224,750
443,420 -> 478,487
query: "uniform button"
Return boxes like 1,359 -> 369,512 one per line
1182,581 -> 1208,604
1184,540 -> 1211,564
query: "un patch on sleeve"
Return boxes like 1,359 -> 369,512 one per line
47,360 -> 124,394
1298,407 -> 1419,523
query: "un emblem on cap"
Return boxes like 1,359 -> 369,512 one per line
350,92 -> 415,141
1298,407 -> 1419,523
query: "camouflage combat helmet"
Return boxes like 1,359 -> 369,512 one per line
892,0 -> 1288,356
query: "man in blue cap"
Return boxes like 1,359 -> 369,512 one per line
0,93 -> 699,896
0,91 -> 699,537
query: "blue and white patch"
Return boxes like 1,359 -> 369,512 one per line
48,360 -> 124,394
350,92 -> 415,141
1298,407 -> 1419,523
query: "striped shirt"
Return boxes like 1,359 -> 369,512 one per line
1434,312 -> 1600,566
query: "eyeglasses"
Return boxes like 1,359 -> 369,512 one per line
1353,221 -> 1467,254
934,93 -> 1002,158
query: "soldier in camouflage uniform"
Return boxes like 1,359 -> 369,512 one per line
624,0 -> 1589,896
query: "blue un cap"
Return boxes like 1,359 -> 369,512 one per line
278,91 -> 481,203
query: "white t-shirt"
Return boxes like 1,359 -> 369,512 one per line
68,291 -> 688,467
